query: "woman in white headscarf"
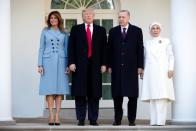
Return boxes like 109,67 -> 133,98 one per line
141,22 -> 175,126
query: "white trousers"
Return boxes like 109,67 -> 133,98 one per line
150,99 -> 168,125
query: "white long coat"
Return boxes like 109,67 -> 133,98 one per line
141,37 -> 175,102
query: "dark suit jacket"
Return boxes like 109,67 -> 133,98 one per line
108,24 -> 144,97
68,23 -> 107,97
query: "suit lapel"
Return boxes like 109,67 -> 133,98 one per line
124,23 -> 132,40
92,24 -> 97,44
81,23 -> 88,46
117,25 -> 123,41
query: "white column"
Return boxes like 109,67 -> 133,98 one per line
171,0 -> 196,123
0,0 -> 14,125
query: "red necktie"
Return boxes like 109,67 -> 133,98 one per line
86,24 -> 92,58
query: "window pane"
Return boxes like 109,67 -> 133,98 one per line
102,85 -> 112,100
102,73 -> 111,83
100,0 -> 115,9
102,73 -> 112,100
51,0 -> 115,9
66,95 -> 75,100
93,19 -> 100,26
87,0 -> 97,8
65,19 -> 77,33
51,0 -> 65,9
66,0 -> 78,9
102,19 -> 113,34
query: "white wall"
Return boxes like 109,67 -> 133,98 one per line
11,0 -> 171,119
11,0 -> 45,117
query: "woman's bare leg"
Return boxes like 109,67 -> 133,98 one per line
46,95 -> 55,123
55,95 -> 62,123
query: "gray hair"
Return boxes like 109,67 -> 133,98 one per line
119,10 -> 130,16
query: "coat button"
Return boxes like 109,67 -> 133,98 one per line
52,43 -> 54,45
51,39 -> 53,41
57,39 -> 59,41
52,47 -> 55,49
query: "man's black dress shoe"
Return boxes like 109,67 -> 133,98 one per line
129,122 -> 136,126
112,121 -> 121,126
78,120 -> 85,126
90,120 -> 99,126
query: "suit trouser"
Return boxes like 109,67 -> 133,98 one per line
150,99 -> 168,125
75,58 -> 99,121
113,96 -> 137,122
75,96 -> 99,121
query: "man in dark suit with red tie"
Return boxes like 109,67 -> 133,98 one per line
68,8 -> 107,126
108,10 -> 144,126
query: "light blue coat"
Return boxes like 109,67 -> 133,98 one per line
38,28 -> 70,95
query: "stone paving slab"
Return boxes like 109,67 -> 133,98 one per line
0,123 -> 196,131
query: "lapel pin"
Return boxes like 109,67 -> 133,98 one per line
158,40 -> 162,44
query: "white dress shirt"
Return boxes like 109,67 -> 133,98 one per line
121,24 -> 129,33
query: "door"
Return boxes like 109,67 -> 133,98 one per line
45,0 -> 119,108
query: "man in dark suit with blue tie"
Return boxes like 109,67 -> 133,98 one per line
108,10 -> 144,126
68,9 -> 107,126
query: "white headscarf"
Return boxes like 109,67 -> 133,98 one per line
149,22 -> 162,31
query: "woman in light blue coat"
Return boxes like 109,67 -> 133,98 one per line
37,11 -> 70,125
